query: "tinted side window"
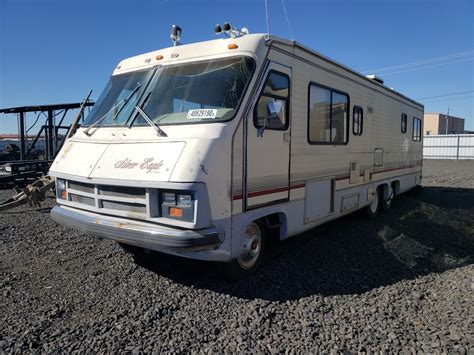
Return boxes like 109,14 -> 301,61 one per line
308,84 -> 349,144
413,117 -> 422,141
401,113 -> 407,133
353,105 -> 363,135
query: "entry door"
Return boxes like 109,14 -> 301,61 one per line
245,62 -> 291,210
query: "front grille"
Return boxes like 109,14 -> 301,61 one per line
69,181 -> 94,194
101,200 -> 147,214
70,194 -> 95,206
64,180 -> 148,218
99,185 -> 146,199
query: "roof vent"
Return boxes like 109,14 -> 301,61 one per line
366,74 -> 384,85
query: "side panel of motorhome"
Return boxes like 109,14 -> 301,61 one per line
230,39 -> 423,252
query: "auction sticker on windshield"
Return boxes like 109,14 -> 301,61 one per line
187,109 -> 217,119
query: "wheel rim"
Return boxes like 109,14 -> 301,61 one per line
238,222 -> 262,270
386,186 -> 394,206
370,189 -> 379,213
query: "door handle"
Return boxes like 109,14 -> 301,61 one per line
283,133 -> 290,142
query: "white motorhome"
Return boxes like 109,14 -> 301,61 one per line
50,26 -> 424,278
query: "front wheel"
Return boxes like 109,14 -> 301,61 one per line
222,221 -> 266,281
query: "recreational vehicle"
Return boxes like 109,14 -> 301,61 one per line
50,25 -> 424,278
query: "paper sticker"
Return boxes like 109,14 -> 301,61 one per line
187,109 -> 217,119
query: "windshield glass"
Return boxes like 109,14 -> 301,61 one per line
84,68 -> 154,126
133,56 -> 255,126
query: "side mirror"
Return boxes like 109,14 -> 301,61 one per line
267,100 -> 283,117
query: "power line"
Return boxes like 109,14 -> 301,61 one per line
422,95 -> 474,104
380,57 -> 474,76
364,50 -> 474,73
415,90 -> 474,100
281,0 -> 294,40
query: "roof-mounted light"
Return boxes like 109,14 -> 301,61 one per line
214,22 -> 249,38
170,24 -> 182,46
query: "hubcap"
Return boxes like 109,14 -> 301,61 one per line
387,187 -> 394,204
370,190 -> 379,213
238,222 -> 262,270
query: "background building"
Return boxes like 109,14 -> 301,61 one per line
424,113 -> 465,135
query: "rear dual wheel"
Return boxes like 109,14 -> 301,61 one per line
366,184 -> 395,217
382,184 -> 395,211
366,188 -> 380,218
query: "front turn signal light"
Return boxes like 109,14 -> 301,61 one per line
169,207 -> 183,218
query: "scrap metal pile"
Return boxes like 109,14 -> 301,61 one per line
0,175 -> 55,211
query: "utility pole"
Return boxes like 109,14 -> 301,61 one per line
445,107 -> 449,134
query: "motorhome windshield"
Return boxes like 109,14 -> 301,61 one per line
83,68 -> 154,126
132,56 -> 255,126
84,56 -> 255,128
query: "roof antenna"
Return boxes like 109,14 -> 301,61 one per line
264,0 -> 270,39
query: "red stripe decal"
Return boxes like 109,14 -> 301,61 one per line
232,183 -> 306,201
232,163 -> 422,201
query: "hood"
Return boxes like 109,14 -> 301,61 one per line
50,141 -> 185,182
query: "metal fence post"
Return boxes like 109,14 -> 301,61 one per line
456,135 -> 460,160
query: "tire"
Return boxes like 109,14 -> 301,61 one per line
365,187 -> 380,218
382,184 -> 395,211
222,221 -> 266,281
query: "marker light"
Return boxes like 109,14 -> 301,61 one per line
169,207 -> 183,218
228,43 -> 239,50
155,55 -> 164,60
57,179 -> 67,199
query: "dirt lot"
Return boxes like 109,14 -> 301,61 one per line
1,160 -> 473,352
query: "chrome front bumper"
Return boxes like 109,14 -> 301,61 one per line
51,205 -> 220,252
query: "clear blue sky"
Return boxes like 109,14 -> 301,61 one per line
1,0 -> 473,134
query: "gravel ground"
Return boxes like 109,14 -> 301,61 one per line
1,160 -> 473,353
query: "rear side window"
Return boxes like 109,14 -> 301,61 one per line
413,117 -> 422,141
401,113 -> 407,133
353,105 -> 363,135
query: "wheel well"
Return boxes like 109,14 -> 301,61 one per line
377,181 -> 399,199
377,183 -> 388,199
260,212 -> 287,241
392,180 -> 400,195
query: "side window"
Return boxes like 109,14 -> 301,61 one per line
413,117 -> 422,141
353,105 -> 363,135
401,113 -> 407,133
254,71 -> 290,130
308,83 -> 349,144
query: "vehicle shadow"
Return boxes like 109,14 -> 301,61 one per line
132,186 -> 474,301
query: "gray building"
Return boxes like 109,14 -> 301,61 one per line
424,113 -> 465,135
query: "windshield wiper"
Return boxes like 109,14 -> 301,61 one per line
84,83 -> 141,136
134,105 -> 167,137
